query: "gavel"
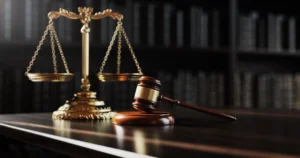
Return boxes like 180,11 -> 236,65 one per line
132,76 -> 237,121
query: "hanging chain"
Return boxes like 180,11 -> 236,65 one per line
50,22 -> 70,73
117,21 -> 122,74
50,25 -> 58,73
120,25 -> 143,74
25,20 -> 53,74
99,21 -> 122,74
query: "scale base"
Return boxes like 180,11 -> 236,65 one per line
52,91 -> 115,120
112,111 -> 175,125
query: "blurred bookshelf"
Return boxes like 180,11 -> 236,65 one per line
1,0 -> 300,114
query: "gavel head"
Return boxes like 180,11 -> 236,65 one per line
132,76 -> 161,112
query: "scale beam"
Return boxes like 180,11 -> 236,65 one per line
48,7 -> 123,21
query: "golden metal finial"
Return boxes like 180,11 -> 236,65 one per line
48,7 -> 123,23
78,7 -> 93,24
78,7 -> 94,14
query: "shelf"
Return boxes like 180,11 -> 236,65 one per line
0,41 -> 230,73
132,47 -> 229,56
0,42 -> 229,56
238,0 -> 299,13
237,49 -> 300,72
237,49 -> 300,58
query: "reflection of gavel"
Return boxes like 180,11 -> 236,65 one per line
132,76 -> 237,121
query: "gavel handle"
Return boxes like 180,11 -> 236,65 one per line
159,95 -> 237,121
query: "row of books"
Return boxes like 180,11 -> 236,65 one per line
234,72 -> 300,109
0,70 -> 227,114
158,71 -> 225,108
238,11 -> 297,53
3,69 -> 300,114
0,70 -> 138,113
0,0 -> 225,49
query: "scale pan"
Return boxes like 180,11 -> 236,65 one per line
26,73 -> 74,82
97,73 -> 143,82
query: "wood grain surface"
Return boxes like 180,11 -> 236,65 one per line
1,107 -> 300,158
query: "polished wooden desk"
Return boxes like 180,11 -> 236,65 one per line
1,107 -> 300,158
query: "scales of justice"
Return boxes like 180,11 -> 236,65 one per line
24,7 -> 144,120
24,7 -> 237,124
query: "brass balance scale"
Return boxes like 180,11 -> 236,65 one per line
24,7 -> 144,120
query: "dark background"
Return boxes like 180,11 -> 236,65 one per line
1,0 -> 300,157
0,0 -> 299,114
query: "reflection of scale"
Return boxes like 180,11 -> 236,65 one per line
24,7 -> 143,120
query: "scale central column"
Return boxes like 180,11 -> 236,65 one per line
81,24 -> 91,91
52,7 -> 118,120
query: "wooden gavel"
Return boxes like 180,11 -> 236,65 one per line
132,76 -> 237,121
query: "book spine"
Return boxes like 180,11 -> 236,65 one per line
58,0 -> 65,43
108,1 -> 116,44
4,0 -> 12,41
32,0 -> 40,42
243,72 -> 253,108
40,0 -> 51,36
0,1 -> 4,41
275,14 -> 284,52
165,73 -> 173,100
250,12 -> 259,51
100,0 -> 108,45
238,15 -> 246,50
25,0 -> 33,41
247,14 -> 252,50
197,71 -> 207,107
124,0 -> 133,41
196,8 -> 203,48
65,0 -> 72,43
233,72 -> 241,107
201,10 -> 208,48
288,17 -> 296,53
281,74 -> 288,109
185,72 -> 197,105
133,1 -> 140,46
14,70 -> 22,113
34,82 -> 42,112
287,74 -> 294,109
176,10 -> 184,47
277,75 -> 284,109
177,71 -> 186,103
0,70 -> 2,113
295,74 -> 300,110
164,3 -> 171,47
119,82 -> 128,110
212,9 -> 220,49
147,3 -> 155,47
42,82 -> 50,112
190,7 -> 196,47
245,15 -> 251,51
208,73 -> 217,107
272,74 -> 281,108
268,13 -> 276,52
258,74 -> 267,108
217,73 -> 224,107
240,14 -> 245,51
